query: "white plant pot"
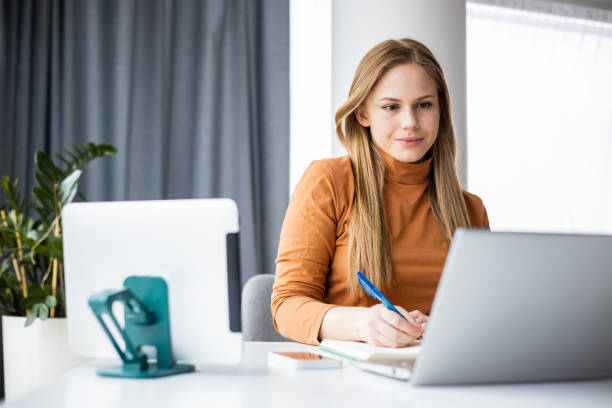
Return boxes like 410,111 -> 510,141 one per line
2,315 -> 91,401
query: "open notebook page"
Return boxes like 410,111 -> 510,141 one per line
319,339 -> 421,361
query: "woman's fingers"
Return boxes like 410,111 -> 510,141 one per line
406,309 -> 428,324
361,305 -> 427,347
393,306 -> 428,338
366,318 -> 412,348
372,316 -> 415,346
401,308 -> 429,337
379,305 -> 420,335
375,305 -> 421,337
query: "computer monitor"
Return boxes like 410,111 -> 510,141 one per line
62,199 -> 243,366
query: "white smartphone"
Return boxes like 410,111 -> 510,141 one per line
267,351 -> 343,369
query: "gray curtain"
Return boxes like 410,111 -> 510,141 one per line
0,0 -> 289,284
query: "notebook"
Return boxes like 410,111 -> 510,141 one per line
318,339 -> 421,361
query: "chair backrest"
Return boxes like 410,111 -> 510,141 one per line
241,274 -> 290,342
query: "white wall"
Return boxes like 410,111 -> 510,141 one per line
289,0 -> 332,194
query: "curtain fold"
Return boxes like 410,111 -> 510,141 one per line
0,0 -> 290,283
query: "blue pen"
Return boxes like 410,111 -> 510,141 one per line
356,271 -> 423,339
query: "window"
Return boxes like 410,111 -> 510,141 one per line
467,1 -> 612,234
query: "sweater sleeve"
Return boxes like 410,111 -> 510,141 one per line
462,190 -> 490,230
482,205 -> 490,230
271,161 -> 340,345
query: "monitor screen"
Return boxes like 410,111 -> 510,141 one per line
63,199 -> 243,366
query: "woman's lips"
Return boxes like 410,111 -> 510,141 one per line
396,138 -> 423,147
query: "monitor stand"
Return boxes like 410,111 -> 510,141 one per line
88,276 -> 195,378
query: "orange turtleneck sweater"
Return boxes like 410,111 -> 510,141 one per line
271,150 -> 490,345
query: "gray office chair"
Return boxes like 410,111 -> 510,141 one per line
241,274 -> 290,342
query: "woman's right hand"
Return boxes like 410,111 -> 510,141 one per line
358,304 -> 423,348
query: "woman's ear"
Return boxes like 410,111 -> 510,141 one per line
355,106 -> 370,127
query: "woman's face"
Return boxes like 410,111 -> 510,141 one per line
356,63 -> 440,163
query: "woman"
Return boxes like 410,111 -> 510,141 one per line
271,38 -> 489,347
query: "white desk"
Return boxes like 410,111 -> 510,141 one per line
3,342 -> 612,407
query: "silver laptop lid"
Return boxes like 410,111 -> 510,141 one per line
412,229 -> 612,385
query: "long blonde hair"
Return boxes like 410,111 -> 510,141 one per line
335,38 -> 471,297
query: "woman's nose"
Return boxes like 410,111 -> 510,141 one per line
401,108 -> 418,129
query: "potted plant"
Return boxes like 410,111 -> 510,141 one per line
0,142 -> 116,399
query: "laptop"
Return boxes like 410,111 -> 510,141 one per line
352,230 -> 612,385
348,359 -> 415,381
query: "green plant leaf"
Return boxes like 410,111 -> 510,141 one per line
44,295 -> 57,308
33,186 -> 57,214
20,284 -> 48,310
38,303 -> 49,320
25,306 -> 38,327
4,287 -> 15,305
0,258 -> 10,276
55,153 -> 71,168
1,176 -> 26,214
29,283 -> 48,297
34,171 -> 55,195
58,143 -> 117,176
59,169 -> 82,207
13,212 -> 23,229
23,217 -> 35,232
25,224 -> 41,241
3,273 -> 20,288
62,150 -> 79,166
26,234 -> 64,261
34,151 -> 62,181
1,175 -> 10,194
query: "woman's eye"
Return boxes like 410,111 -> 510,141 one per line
417,102 -> 433,109
383,105 -> 398,111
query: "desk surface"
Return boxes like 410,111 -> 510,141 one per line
3,342 -> 612,408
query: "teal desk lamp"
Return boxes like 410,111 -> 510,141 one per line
88,276 -> 195,378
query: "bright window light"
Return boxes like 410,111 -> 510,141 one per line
467,2 -> 612,234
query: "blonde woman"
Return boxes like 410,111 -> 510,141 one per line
272,38 -> 489,347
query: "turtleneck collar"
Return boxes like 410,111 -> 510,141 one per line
375,145 -> 432,185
